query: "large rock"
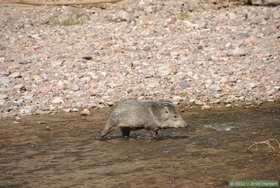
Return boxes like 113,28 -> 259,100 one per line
107,10 -> 132,22
249,0 -> 280,6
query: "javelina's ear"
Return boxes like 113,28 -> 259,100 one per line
164,106 -> 170,114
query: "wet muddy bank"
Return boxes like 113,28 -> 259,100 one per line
0,103 -> 280,188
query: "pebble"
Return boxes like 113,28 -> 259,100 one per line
9,72 -> 22,79
49,105 -> 56,111
0,77 -> 10,87
72,85 -> 80,91
13,116 -> 20,120
18,60 -> 32,65
71,108 -> 79,112
0,71 -> 10,77
45,125 -> 51,131
57,80 -> 66,90
0,94 -> 8,100
38,121 -> 47,124
201,105 -> 211,110
23,95 -> 33,101
158,64 -> 174,76
19,106 -> 33,114
225,104 -> 232,108
109,10 -> 132,22
80,108 -> 90,116
178,80 -> 190,89
248,83 -> 257,89
52,97 -> 64,104
274,86 -> 280,91
82,56 -> 93,61
227,47 -> 247,57
63,108 -> 71,113
0,57 -> 4,63
0,100 -> 5,106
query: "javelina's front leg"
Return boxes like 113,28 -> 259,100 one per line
120,127 -> 131,138
152,128 -> 159,138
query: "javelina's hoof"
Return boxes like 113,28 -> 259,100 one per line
122,136 -> 130,140
152,130 -> 159,138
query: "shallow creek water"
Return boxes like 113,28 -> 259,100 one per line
0,104 -> 279,188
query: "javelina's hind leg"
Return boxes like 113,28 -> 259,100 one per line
121,127 -> 131,138
100,121 -> 115,139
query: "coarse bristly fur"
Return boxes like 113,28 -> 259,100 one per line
99,100 -> 189,139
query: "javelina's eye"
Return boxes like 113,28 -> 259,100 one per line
174,115 -> 177,118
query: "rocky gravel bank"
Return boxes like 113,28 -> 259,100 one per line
0,0 -> 279,118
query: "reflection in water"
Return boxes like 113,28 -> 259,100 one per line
203,122 -> 236,131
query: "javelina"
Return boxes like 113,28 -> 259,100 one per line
100,100 -> 188,138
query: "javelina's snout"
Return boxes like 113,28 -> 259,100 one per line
178,121 -> 189,128
170,116 -> 188,128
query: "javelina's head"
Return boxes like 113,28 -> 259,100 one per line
159,103 -> 188,128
